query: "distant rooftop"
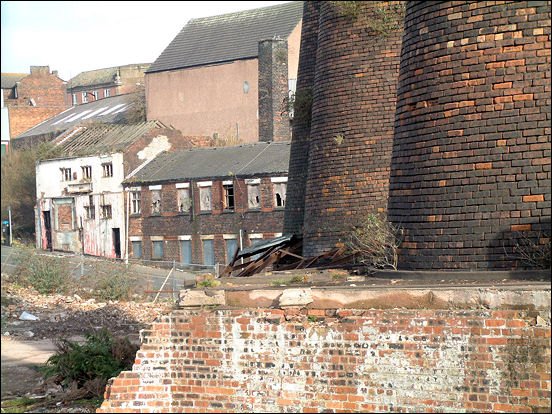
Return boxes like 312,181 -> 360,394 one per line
125,141 -> 291,184
1,73 -> 27,89
147,1 -> 303,73
13,94 -> 136,139
67,63 -> 150,89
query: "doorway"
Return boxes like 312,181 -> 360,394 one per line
43,211 -> 52,250
112,228 -> 121,258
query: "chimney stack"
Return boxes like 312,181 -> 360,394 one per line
258,38 -> 290,142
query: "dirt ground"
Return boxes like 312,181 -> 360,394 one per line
1,274 -> 171,412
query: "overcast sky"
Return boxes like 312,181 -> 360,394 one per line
1,1 -> 288,81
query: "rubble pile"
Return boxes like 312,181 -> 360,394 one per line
1,276 -> 171,341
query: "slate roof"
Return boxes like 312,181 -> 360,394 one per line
1,73 -> 27,89
13,94 -> 136,139
147,1 -> 303,74
67,64 -> 150,89
50,121 -> 165,158
125,141 -> 290,184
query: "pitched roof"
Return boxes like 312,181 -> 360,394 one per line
125,141 -> 290,184
50,121 -> 165,158
13,94 -> 137,139
147,1 -> 303,74
1,73 -> 27,89
67,63 -> 150,88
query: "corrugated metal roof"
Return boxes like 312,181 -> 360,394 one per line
67,63 -> 150,88
1,73 -> 27,89
52,121 -> 165,158
147,1 -> 303,73
12,94 -> 135,139
126,141 -> 290,184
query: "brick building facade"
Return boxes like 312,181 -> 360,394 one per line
1,66 -> 68,138
124,142 -> 290,266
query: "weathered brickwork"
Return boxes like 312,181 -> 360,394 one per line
258,38 -> 291,143
388,1 -> 552,270
129,177 -> 285,265
301,2 -> 403,257
283,1 -> 321,237
98,301 -> 551,413
4,66 -> 68,137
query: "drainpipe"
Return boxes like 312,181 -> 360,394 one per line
125,188 -> 130,265
239,229 -> 244,265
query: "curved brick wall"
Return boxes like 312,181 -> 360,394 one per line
388,1 -> 551,270
301,2 -> 403,257
283,1 -> 321,237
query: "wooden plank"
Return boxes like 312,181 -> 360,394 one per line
279,249 -> 305,260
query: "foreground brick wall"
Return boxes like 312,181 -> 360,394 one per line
98,297 -> 551,412
388,0 -> 551,270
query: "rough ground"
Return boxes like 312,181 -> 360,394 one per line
1,274 -> 171,412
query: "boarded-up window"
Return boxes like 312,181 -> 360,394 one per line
57,203 -> 73,231
151,190 -> 161,215
178,188 -> 191,213
152,240 -> 164,258
202,239 -> 214,265
225,238 -> 238,264
132,241 -> 142,258
199,186 -> 211,212
180,239 -> 192,264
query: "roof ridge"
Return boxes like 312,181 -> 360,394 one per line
189,1 -> 299,23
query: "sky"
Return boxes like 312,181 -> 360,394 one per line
1,1 -> 288,81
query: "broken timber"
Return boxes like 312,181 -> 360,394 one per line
220,235 -> 359,278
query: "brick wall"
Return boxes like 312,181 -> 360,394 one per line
283,1 -> 321,237
128,177 -> 286,264
301,2 -> 403,257
98,288 -> 551,413
4,66 -> 68,137
388,1 -> 551,270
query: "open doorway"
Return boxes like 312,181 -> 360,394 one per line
112,228 -> 121,258
43,211 -> 52,250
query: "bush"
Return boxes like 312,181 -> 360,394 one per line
347,213 -> 404,270
39,329 -> 138,397
83,261 -> 135,301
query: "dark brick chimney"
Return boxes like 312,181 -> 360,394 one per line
258,38 -> 291,142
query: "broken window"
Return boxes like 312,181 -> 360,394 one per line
60,167 -> 72,182
247,179 -> 260,209
225,238 -> 238,264
85,195 -> 95,219
131,191 -> 141,214
92,90 -> 99,101
151,190 -> 161,215
81,165 -> 92,180
177,187 -> 191,213
102,162 -> 113,177
223,182 -> 235,211
198,182 -> 212,212
101,205 -> 112,219
271,177 -> 287,208
82,92 -> 88,103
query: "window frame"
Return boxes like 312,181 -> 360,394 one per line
81,165 -> 92,181
81,91 -> 88,103
271,177 -> 288,208
197,181 -> 212,213
176,183 -> 191,214
150,186 -> 162,215
246,178 -> 261,209
222,180 -> 235,211
100,204 -> 112,220
152,239 -> 164,259
130,190 -> 141,215
60,167 -> 72,182
104,88 -> 111,98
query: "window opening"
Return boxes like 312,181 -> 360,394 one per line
60,167 -> 72,182
223,183 -> 235,211
131,191 -> 141,214
274,183 -> 287,208
177,187 -> 191,213
101,204 -> 112,219
247,183 -> 260,209
81,165 -> 92,180
102,162 -> 113,177
151,190 -> 161,215
82,92 -> 88,103
152,240 -> 164,258
85,195 -> 95,219
132,241 -> 142,258
199,186 -> 211,212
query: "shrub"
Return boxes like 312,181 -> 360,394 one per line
347,213 -> 404,270
83,260 -> 135,301
38,329 -> 138,398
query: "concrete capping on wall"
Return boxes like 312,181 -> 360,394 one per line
179,284 -> 551,311
372,269 -> 550,281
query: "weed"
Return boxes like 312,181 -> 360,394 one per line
271,275 -> 305,286
1,397 -> 39,413
308,315 -> 317,322
12,250 -> 73,295
196,279 -> 220,288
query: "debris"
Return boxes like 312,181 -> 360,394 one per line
19,311 -> 39,321
220,235 -> 359,278
23,330 -> 35,338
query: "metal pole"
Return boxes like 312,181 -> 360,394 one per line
8,206 -> 12,246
